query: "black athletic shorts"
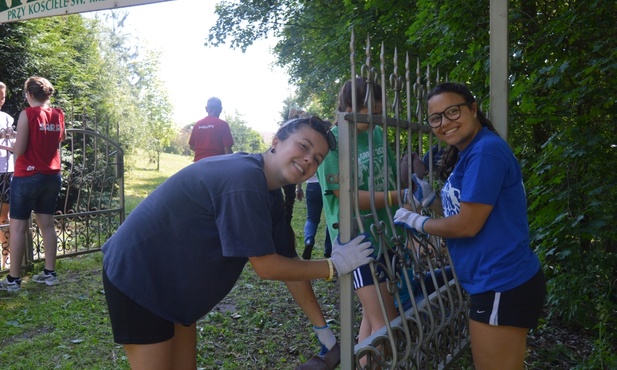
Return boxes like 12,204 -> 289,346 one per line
353,254 -> 388,290
103,268 -> 176,344
469,269 -> 546,329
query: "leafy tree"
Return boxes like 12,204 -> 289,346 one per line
89,11 -> 148,149
24,17 -> 100,108
208,0 -> 412,113
0,20 -> 34,117
167,123 -> 193,157
226,110 -> 269,153
0,10 -> 178,172
506,3 -> 616,356
133,48 -> 175,170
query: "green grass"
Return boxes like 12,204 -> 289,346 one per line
0,253 -> 120,369
124,151 -> 193,213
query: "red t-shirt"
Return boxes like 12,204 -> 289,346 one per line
188,116 -> 234,162
14,106 -> 65,177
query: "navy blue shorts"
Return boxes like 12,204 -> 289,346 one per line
103,268 -> 176,344
353,254 -> 388,290
10,173 -> 61,219
469,269 -> 546,329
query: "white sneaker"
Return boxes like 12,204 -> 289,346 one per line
0,277 -> 21,292
32,271 -> 58,286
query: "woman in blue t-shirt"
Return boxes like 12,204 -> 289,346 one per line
101,117 -> 373,370
394,82 -> 545,370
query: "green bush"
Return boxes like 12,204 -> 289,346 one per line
524,124 -> 617,365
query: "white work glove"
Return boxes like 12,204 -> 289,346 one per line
393,208 -> 430,234
411,174 -> 436,208
329,234 -> 373,276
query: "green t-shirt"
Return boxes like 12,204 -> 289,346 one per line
317,125 -> 400,253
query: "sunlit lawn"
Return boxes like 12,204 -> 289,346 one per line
124,151 -> 193,213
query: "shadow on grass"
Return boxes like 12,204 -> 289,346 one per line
125,172 -> 171,213
127,173 -> 169,194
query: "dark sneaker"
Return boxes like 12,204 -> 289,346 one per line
303,238 -> 315,260
32,271 -> 58,286
0,277 -> 21,292
295,343 -> 340,370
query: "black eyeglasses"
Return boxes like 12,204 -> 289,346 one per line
426,102 -> 470,128
282,116 -> 337,151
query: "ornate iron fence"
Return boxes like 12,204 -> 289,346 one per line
336,33 -> 470,369
0,128 -> 124,273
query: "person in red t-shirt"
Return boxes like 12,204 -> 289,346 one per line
188,97 -> 234,162
0,76 -> 66,292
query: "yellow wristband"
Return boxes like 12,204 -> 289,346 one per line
387,190 -> 392,207
325,258 -> 334,281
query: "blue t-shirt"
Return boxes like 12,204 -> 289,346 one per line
441,127 -> 540,294
102,153 -> 296,325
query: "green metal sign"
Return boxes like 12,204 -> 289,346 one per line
0,0 -> 173,23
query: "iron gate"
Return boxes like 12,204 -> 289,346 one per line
0,128 -> 124,273
337,33 -> 470,369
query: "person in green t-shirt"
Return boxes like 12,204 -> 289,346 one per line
317,78 -> 401,353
